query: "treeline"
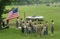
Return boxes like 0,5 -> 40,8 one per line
5,0 -> 60,5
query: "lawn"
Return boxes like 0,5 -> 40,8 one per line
0,4 -> 60,39
0,27 -> 60,39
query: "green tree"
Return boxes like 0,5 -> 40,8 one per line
0,0 -> 11,30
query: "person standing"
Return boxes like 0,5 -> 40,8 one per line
45,21 -> 48,35
28,26 -> 31,35
29,20 -> 33,33
21,26 -> 24,34
38,22 -> 43,37
16,17 -> 19,28
31,21 -> 35,33
33,23 -> 37,36
43,25 -> 46,38
20,18 -> 23,27
25,21 -> 29,35
21,22 -> 25,34
51,20 -> 54,36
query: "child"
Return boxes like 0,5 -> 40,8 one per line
28,26 -> 31,35
33,23 -> 36,33
31,21 -> 34,33
21,22 -> 25,34
43,25 -> 46,38
38,22 -> 42,37
16,17 -> 19,28
40,22 -> 43,34
45,21 -> 48,35
29,20 -> 33,33
33,23 -> 37,36
29,20 -> 32,27
25,21 -> 29,35
51,20 -> 54,36
20,18 -> 23,27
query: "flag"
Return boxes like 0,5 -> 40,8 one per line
7,8 -> 19,20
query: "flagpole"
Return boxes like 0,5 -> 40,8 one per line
24,12 -> 26,21
17,0 -> 19,19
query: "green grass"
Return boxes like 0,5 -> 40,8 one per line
1,5 -> 60,39
0,27 -> 60,39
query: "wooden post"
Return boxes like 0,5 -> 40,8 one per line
24,12 -> 26,21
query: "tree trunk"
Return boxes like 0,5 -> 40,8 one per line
0,11 -> 2,30
0,1 -> 3,30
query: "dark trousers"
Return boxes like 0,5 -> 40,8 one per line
28,30 -> 31,34
21,28 -> 24,33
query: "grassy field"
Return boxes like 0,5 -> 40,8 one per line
0,5 -> 60,39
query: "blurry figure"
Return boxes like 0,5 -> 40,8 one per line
2,19 -> 5,27
27,20 -> 32,34
38,22 -> 43,37
33,23 -> 37,36
29,20 -> 34,33
21,26 -> 24,34
43,25 -> 46,38
16,17 -> 19,28
21,22 -> 25,34
20,18 -> 23,27
45,21 -> 48,35
25,21 -> 29,35
51,20 -> 54,36
41,23 -> 43,32
5,20 -> 9,28
33,23 -> 36,33
31,21 -> 35,33
28,26 -> 31,35
29,20 -> 32,27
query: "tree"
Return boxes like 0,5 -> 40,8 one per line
0,0 -> 11,30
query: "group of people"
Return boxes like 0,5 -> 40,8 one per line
1,17 -> 54,38
16,17 -> 55,37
